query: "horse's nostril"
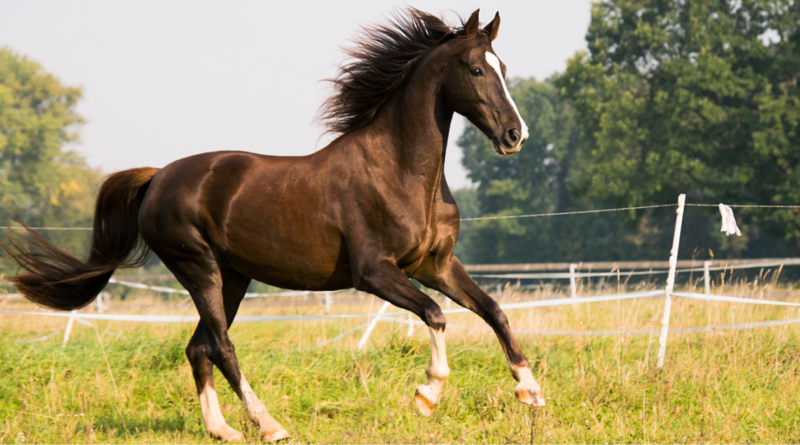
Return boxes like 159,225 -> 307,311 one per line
507,128 -> 520,144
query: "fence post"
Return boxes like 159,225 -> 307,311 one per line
62,310 -> 76,348
95,292 -> 106,314
704,261 -> 711,295
657,194 -> 686,369
569,263 -> 577,297
324,292 -> 332,313
407,313 -> 414,337
357,301 -> 391,351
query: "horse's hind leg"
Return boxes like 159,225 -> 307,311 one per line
172,259 -> 289,442
186,324 -> 243,442
217,268 -> 289,441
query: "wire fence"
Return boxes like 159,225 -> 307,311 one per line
4,200 -> 800,230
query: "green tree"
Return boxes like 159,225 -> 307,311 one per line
557,0 -> 800,249
0,48 -> 100,269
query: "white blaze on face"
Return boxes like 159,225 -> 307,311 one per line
484,51 -> 529,144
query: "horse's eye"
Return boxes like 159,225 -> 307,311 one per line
470,68 -> 483,77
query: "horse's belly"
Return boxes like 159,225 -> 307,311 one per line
222,229 -> 353,291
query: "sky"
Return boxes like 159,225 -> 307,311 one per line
0,1 -> 593,190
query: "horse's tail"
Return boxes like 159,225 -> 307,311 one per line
2,167 -> 159,311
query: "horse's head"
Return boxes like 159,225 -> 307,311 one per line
441,10 -> 528,156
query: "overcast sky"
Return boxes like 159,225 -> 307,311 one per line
0,1 -> 592,190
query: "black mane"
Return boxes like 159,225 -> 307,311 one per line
320,8 -> 467,135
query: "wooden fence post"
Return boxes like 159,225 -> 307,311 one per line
657,194 -> 686,369
704,261 -> 711,295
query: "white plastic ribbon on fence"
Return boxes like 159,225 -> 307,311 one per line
0,289 -> 666,324
107,277 -> 335,299
441,289 -> 665,314
0,309 -> 410,323
377,315 -> 800,336
672,291 -> 800,307
1,288 -> 797,326
719,204 -> 742,236
470,258 -> 800,280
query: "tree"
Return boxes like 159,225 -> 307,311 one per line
557,0 -> 800,249
0,48 -> 101,268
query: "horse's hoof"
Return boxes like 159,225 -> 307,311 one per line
515,386 -> 546,406
262,427 -> 291,442
414,388 -> 436,417
225,433 -> 245,444
212,427 -> 244,443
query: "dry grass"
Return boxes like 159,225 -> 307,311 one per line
1,274 -> 800,443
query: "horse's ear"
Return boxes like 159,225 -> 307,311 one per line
464,9 -> 480,35
484,12 -> 500,41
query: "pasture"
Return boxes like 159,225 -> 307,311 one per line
2,279 -> 800,444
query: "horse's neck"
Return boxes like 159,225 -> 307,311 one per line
364,61 -> 453,194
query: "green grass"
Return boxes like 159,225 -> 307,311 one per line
2,283 -> 800,443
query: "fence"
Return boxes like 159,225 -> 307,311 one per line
2,195 -> 800,366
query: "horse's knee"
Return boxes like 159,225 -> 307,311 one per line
493,307 -> 509,326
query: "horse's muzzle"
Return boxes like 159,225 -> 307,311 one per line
494,128 -> 526,155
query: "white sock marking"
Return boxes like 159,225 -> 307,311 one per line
417,328 -> 450,404
199,384 -> 241,440
239,375 -> 287,438
484,52 -> 529,144
510,364 -> 546,406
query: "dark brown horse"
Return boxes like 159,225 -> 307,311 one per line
4,8 -> 543,442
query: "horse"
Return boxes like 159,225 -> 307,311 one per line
4,8 -> 544,442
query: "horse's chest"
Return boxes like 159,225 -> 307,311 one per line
397,209 -> 458,274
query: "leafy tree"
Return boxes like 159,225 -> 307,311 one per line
557,0 -> 800,249
0,48 -> 100,271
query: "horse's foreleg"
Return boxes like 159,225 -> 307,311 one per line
417,256 -> 545,406
355,260 -> 450,416
415,326 -> 450,416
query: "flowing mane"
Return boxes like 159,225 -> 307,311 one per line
320,8 -> 468,135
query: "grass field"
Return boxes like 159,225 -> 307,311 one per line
2,278 -> 800,444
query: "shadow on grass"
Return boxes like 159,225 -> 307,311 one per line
91,413 -> 205,440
